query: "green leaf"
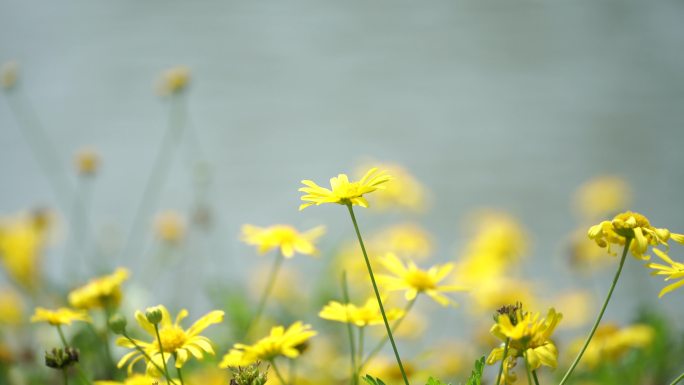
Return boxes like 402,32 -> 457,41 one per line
426,376 -> 451,385
362,375 -> 387,385
464,356 -> 486,385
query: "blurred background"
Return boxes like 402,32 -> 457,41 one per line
1,0 -> 684,382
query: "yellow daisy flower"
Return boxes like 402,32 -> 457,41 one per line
568,322 -> 654,369
298,168 -> 391,210
0,210 -> 51,289
219,321 -> 316,367
241,224 -> 325,258
116,305 -> 223,374
30,307 -> 91,326
369,223 -> 433,259
573,176 -> 631,220
94,374 -> 166,385
588,211 -> 684,260
0,288 -> 24,325
646,249 -> 684,297
356,162 -> 428,212
376,253 -> 467,306
68,268 -> 130,310
319,298 -> 405,327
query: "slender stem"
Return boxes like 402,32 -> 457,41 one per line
532,370 -> 540,385
63,368 -> 69,385
523,351 -> 533,385
669,372 -> 684,385
246,250 -> 285,338
341,271 -> 358,385
346,203 -> 410,385
360,297 -> 417,369
155,324 -> 172,381
56,325 -> 69,348
101,306 -> 116,375
176,364 -> 185,385
558,238 -> 632,385
357,327 -> 365,376
123,334 -> 177,385
495,339 -> 510,385
269,359 -> 288,385
289,359 -> 297,385
56,326 -> 92,385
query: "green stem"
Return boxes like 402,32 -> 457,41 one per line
269,359 -> 288,385
123,334 -> 177,385
523,351 -> 533,385
357,327 -> 365,376
101,306 -> 116,375
246,250 -> 285,338
176,364 -> 185,385
341,271 -> 358,385
63,368 -> 69,385
495,339 -> 510,385
289,359 -> 297,385
532,370 -> 540,385
558,238 -> 632,385
155,324 -> 172,381
346,203 -> 410,385
669,371 -> 684,385
56,325 -> 69,348
360,296 -> 417,369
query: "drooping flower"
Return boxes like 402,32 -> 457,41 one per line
30,307 -> 91,326
241,224 -> 325,258
0,210 -> 52,289
298,168 -> 391,210
219,322 -> 316,367
68,268 -> 130,310
588,211 -> 684,260
155,211 -> 185,244
319,297 -> 404,327
568,322 -> 654,369
376,253 -> 467,306
116,305 -> 223,374
356,162 -> 428,212
646,249 -> 684,297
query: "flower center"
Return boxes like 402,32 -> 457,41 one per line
158,326 -> 187,352
405,270 -> 435,291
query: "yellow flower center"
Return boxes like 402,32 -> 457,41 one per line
405,270 -> 435,291
613,212 -> 650,230
271,226 -> 297,242
159,326 -> 187,352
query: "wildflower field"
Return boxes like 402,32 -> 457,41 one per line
2,2 -> 684,385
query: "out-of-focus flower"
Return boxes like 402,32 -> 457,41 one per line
1,61 -> 18,90
588,211 -> 684,260
68,268 -> 130,310
469,278 -> 538,315
248,264 -> 304,303
552,290 -> 593,329
155,211 -> 185,244
45,347 -> 79,369
574,176 -> 631,221
94,374 -> 166,385
567,228 -> 613,272
487,307 -> 562,383
74,147 -> 100,176
219,322 -> 316,367
241,224 -> 325,258
377,253 -> 467,306
299,168 -> 391,210
319,297 -> 404,327
356,162 -> 428,212
0,288 -> 24,325
364,355 -> 419,383
646,249 -> 684,297
568,322 -> 654,369
369,223 -> 433,260
30,307 -> 91,326
0,210 -> 52,289
116,304 -> 223,374
157,66 -> 190,96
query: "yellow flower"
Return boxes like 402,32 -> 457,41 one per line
241,224 -> 325,258
1,61 -> 18,90
298,168 -> 391,210
68,268 -> 130,310
468,278 -> 538,315
553,290 -> 593,329
377,253 -> 467,306
157,66 -> 190,96
646,249 -> 684,297
369,223 -> 433,259
94,374 -> 166,385
364,355 -> 419,383
319,298 -> 404,327
588,211 -> 684,260
356,162 -> 428,212
0,210 -> 51,289
219,322 -> 316,367
568,323 -> 654,369
30,307 -> 91,326
0,288 -> 24,325
155,211 -> 185,244
573,176 -> 631,220
116,305 -> 223,374
74,147 -> 100,176
487,307 -> 562,376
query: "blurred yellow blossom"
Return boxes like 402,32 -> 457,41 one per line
357,162 -> 428,212
30,307 -> 91,326
364,355 -> 419,383
242,224 -> 325,258
0,210 -> 52,289
646,249 -> 684,297
319,297 -> 404,327
567,228 -> 613,272
568,322 -> 654,369
574,176 -> 631,221
219,322 -> 316,367
68,268 -> 129,310
469,278 -> 537,315
377,253 -> 467,306
74,147 -> 100,176
369,223 -> 433,260
1,61 -> 18,90
116,304 -> 223,374
0,288 -> 24,325
588,211 -> 684,260
157,66 -> 190,96
552,290 -> 593,329
186,367 -> 230,385
155,211 -> 185,244
299,168 -> 391,210
94,374 -> 166,385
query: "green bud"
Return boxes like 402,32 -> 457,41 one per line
145,306 -> 163,325
229,362 -> 268,385
108,313 -> 127,335
45,347 -> 79,369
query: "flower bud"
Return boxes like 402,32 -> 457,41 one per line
108,313 -> 127,335
145,306 -> 163,325
1,61 -> 18,90
45,347 -> 79,369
